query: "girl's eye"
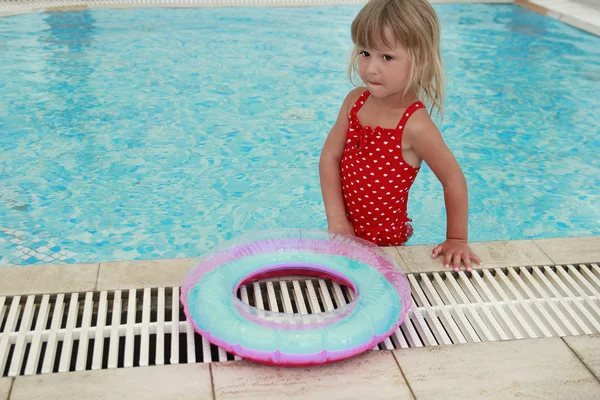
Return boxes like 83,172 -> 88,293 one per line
359,51 -> 370,57
383,55 -> 393,61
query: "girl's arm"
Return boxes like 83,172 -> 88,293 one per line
319,89 -> 364,235
404,110 -> 482,271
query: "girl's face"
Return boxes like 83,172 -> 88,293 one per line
357,27 -> 412,100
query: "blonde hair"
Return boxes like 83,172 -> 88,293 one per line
349,0 -> 444,119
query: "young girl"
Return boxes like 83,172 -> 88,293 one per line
319,0 -> 482,272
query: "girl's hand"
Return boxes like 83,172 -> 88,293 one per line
327,217 -> 356,236
431,239 -> 482,272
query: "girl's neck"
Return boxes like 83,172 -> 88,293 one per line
367,89 -> 419,111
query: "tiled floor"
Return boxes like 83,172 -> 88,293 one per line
0,263 -> 98,296
519,0 -> 600,35
9,364 -> 213,400
535,236 -> 600,265
575,0 -> 600,11
0,379 -> 12,400
394,338 -> 600,400
563,334 -> 600,380
390,239 -> 555,273
95,258 -> 196,290
211,351 -> 413,400
4,338 -> 600,399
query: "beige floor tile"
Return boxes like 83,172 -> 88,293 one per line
534,236 -> 600,265
382,246 -> 410,273
96,257 -> 196,290
398,239 -> 553,273
560,14 -> 600,35
0,264 -> 98,296
0,378 -> 12,400
564,335 -> 600,380
11,364 -> 213,400
395,338 -> 600,400
212,350 -> 413,400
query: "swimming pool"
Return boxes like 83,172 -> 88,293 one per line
0,4 -> 599,266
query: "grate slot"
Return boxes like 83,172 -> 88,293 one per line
419,274 -> 468,344
140,288 -> 151,367
91,291 -> 108,370
8,295 -> 35,377
23,295 -> 50,376
252,282 -> 264,310
292,280 -> 308,315
531,267 -> 592,334
471,271 -> 528,339
305,281 -> 322,314
156,287 -> 165,365
443,272 -> 500,341
265,282 -> 279,313
507,268 -> 565,336
170,287 -> 179,365
58,293 -> 79,373
563,265 -> 596,296
185,312 -> 196,364
581,264 -> 600,291
41,294 -> 64,374
492,269 -> 553,338
75,293 -> 94,371
279,281 -> 294,314
408,275 -> 450,345
0,298 -> 6,333
431,273 -> 481,343
544,267 -> 600,332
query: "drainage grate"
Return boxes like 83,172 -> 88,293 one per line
1,264 -> 599,377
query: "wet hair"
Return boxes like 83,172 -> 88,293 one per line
349,0 -> 444,119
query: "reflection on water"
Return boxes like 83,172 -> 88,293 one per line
0,5 -> 599,266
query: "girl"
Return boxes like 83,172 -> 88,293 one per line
319,0 -> 482,272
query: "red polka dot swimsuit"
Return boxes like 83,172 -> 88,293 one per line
341,89 -> 424,246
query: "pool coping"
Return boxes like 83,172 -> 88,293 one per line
1,236 -> 599,398
0,236 -> 598,296
0,0 -> 598,36
517,0 -> 600,35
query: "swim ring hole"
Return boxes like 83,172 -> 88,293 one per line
234,262 -> 357,314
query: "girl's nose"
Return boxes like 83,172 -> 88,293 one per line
366,60 -> 380,76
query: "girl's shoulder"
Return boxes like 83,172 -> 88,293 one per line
403,105 -> 441,143
342,87 -> 368,117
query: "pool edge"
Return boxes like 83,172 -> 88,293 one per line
0,236 -> 598,295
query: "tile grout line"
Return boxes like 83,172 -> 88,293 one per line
93,262 -> 101,292
388,246 -> 411,273
391,351 -> 419,400
529,240 -> 558,266
209,363 -> 217,400
7,377 -> 15,400
561,337 -> 600,385
397,250 -> 417,274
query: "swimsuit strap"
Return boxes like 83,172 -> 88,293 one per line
396,101 -> 425,131
350,90 -> 371,117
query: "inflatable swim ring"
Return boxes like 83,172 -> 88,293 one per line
180,229 -> 411,366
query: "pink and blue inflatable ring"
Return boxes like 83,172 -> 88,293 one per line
181,229 -> 412,366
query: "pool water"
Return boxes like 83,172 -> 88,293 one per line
0,4 -> 599,266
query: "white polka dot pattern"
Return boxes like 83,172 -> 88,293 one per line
341,90 -> 423,246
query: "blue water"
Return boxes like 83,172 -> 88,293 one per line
0,5 -> 599,266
